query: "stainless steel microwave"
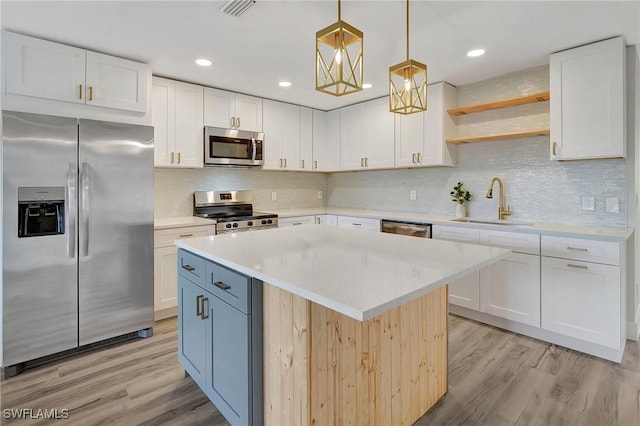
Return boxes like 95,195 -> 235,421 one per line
204,127 -> 264,167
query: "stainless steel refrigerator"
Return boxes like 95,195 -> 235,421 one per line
2,111 -> 154,376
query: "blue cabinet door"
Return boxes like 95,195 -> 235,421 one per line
177,275 -> 207,391
206,295 -> 251,425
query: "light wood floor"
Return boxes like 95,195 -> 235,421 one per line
1,315 -> 638,425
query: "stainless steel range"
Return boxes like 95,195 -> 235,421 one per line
194,190 -> 278,234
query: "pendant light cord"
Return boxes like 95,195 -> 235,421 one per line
338,0 -> 341,21
406,0 -> 410,60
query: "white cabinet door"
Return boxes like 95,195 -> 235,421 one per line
152,78 -> 176,167
550,37 -> 626,160
432,225 -> 481,310
5,31 -> 86,104
281,103 -> 301,170
85,51 -> 149,113
422,83 -> 456,167
480,253 -> 541,327
203,88 -> 235,128
316,214 -> 338,226
313,109 -> 341,171
154,245 -> 179,314
174,81 -> 204,168
394,112 -> 423,168
262,100 -> 300,170
364,97 -> 395,169
337,216 -> 380,232
300,107 -> 313,171
234,93 -> 263,132
340,103 -> 366,170
278,216 -> 316,227
541,257 -> 620,348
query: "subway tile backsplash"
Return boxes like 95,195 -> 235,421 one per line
155,168 -> 327,217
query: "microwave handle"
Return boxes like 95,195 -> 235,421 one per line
251,137 -> 257,161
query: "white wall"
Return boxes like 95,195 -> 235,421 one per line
632,45 -> 640,339
154,168 -> 327,217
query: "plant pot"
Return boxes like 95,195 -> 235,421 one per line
455,204 -> 466,218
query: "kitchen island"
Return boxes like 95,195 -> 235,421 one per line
176,225 -> 509,426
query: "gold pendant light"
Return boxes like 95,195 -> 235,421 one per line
389,0 -> 427,114
316,0 -> 363,96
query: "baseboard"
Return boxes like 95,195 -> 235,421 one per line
154,306 -> 177,321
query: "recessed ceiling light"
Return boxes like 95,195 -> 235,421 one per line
195,58 -> 212,66
362,83 -> 373,89
467,49 -> 486,58
279,81 -> 292,87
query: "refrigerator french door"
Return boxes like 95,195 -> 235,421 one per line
2,111 -> 154,371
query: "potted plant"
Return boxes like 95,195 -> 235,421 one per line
450,182 -> 471,217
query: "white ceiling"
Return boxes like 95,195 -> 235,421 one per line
2,1 -> 639,111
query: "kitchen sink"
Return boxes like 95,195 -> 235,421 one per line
451,217 -> 534,227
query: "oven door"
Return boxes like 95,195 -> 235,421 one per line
204,127 -> 264,167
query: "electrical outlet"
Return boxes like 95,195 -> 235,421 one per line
409,189 -> 417,201
271,191 -> 277,201
317,190 -> 323,199
581,196 -> 595,211
606,197 -> 619,213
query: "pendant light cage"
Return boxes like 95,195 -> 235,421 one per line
389,59 -> 427,114
389,0 -> 427,114
315,2 -> 363,96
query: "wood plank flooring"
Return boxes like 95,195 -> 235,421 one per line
1,315 -> 639,425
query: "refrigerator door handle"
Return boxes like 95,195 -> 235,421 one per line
67,163 -> 77,258
80,162 -> 90,257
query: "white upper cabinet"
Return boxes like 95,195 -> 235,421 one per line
152,77 -> 203,168
203,88 -> 262,132
300,107 -> 313,171
262,99 -> 301,170
395,82 -> 456,167
312,109 -> 341,171
550,37 -> 626,160
85,51 -> 149,112
5,31 -> 150,114
340,97 -> 394,171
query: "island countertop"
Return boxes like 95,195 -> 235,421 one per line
175,225 -> 510,320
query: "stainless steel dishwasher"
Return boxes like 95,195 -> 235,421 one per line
381,219 -> 432,238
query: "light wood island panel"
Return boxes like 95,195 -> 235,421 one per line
263,283 -> 449,426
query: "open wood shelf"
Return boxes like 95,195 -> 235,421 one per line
446,128 -> 550,144
447,91 -> 550,116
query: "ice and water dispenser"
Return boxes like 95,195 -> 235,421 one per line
17,187 -> 65,238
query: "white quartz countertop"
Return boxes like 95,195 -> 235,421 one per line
266,207 -> 633,241
154,216 -> 214,230
175,225 -> 510,321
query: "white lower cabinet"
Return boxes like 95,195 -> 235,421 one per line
480,253 -> 541,327
316,214 -> 338,226
337,215 -> 381,232
432,225 -> 481,310
154,224 -> 215,319
278,216 -> 316,227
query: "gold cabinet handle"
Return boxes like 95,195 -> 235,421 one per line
552,141 -> 558,156
236,117 -> 240,128
360,158 -> 364,167
417,153 -> 422,163
284,158 -> 287,168
301,159 -> 305,169
279,158 -> 283,168
201,297 -> 209,319
196,295 -> 203,317
179,233 -> 194,238
567,263 -> 588,270
79,84 -> 83,100
88,86 -> 94,101
231,117 -> 235,127
365,157 -> 369,167
177,152 -> 182,164
316,217 -> 321,224
412,153 -> 416,164
170,152 -> 175,164
314,160 -> 318,170
352,223 -> 362,226
567,246 -> 588,252
292,222 -> 303,226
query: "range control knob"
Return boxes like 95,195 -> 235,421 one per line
232,223 -> 239,228
261,219 -> 267,225
267,219 -> 273,224
247,221 -> 253,226
225,224 -> 232,229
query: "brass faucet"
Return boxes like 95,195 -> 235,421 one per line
486,177 -> 511,220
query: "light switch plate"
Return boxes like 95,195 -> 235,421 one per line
410,189 -> 417,201
606,197 -> 619,213
317,190 -> 323,199
271,191 -> 277,201
581,196 -> 595,211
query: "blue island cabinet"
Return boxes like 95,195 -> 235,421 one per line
177,249 -> 263,426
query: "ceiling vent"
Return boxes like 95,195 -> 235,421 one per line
219,0 -> 256,17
